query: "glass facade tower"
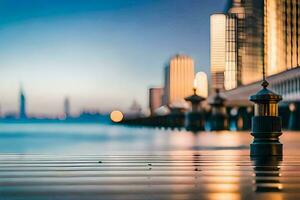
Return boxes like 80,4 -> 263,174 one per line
225,0 -> 264,87
210,14 -> 226,91
242,0 -> 264,84
219,0 -> 299,90
225,14 -> 238,90
264,0 -> 300,76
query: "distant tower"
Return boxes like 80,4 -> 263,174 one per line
64,97 -> 70,118
210,14 -> 226,91
149,87 -> 163,115
19,87 -> 27,119
163,54 -> 195,106
130,100 -> 142,114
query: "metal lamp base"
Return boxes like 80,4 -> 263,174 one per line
185,112 -> 205,131
250,116 -> 282,156
250,142 -> 282,156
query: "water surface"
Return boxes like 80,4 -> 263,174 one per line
0,123 -> 300,200
0,123 -> 254,154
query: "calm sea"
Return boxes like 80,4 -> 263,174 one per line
0,123 -> 299,155
1,123 -> 300,199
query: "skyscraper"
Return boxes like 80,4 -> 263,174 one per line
163,54 -> 195,106
210,14 -> 226,91
211,11 -> 240,91
194,72 -> 208,98
224,0 -> 264,88
220,0 -> 299,90
224,13 -> 238,90
19,87 -> 26,119
64,97 -> 70,118
264,0 -> 300,75
242,0 -> 264,84
149,87 -> 163,115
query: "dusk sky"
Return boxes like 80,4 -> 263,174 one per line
0,0 -> 227,116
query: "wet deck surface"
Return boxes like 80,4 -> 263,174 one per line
0,153 -> 299,200
0,125 -> 300,200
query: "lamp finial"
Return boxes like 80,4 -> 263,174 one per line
262,64 -> 269,88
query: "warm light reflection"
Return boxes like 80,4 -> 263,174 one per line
252,156 -> 283,198
110,110 -> 123,122
204,153 -> 242,200
208,193 -> 241,200
166,132 -> 244,200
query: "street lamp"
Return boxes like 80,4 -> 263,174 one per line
249,74 -> 283,156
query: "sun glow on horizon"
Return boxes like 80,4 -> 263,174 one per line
110,110 -> 123,123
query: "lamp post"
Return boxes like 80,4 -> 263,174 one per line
184,88 -> 206,131
209,89 -> 228,131
249,74 -> 283,156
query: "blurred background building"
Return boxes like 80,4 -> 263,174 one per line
195,72 -> 209,98
64,97 -> 70,118
162,54 -> 195,107
127,100 -> 143,118
19,87 -> 27,119
149,87 -> 163,115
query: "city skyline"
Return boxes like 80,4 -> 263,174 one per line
211,0 -> 300,91
0,0 -> 227,116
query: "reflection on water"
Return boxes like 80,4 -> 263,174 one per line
0,123 -> 299,199
252,156 -> 282,192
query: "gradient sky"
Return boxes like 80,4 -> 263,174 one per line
0,0 -> 227,116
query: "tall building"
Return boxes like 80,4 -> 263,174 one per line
194,72 -> 208,98
242,0 -> 264,84
236,0 -> 300,81
219,0 -> 299,90
64,97 -> 70,118
163,54 -> 195,106
149,87 -> 163,115
224,13 -> 238,90
223,0 -> 264,88
19,87 -> 26,119
211,12 -> 240,91
210,14 -> 227,91
264,0 -> 300,75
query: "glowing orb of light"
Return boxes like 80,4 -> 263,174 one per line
289,103 -> 296,112
110,110 -> 124,123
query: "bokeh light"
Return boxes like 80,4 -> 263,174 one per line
110,110 -> 124,123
